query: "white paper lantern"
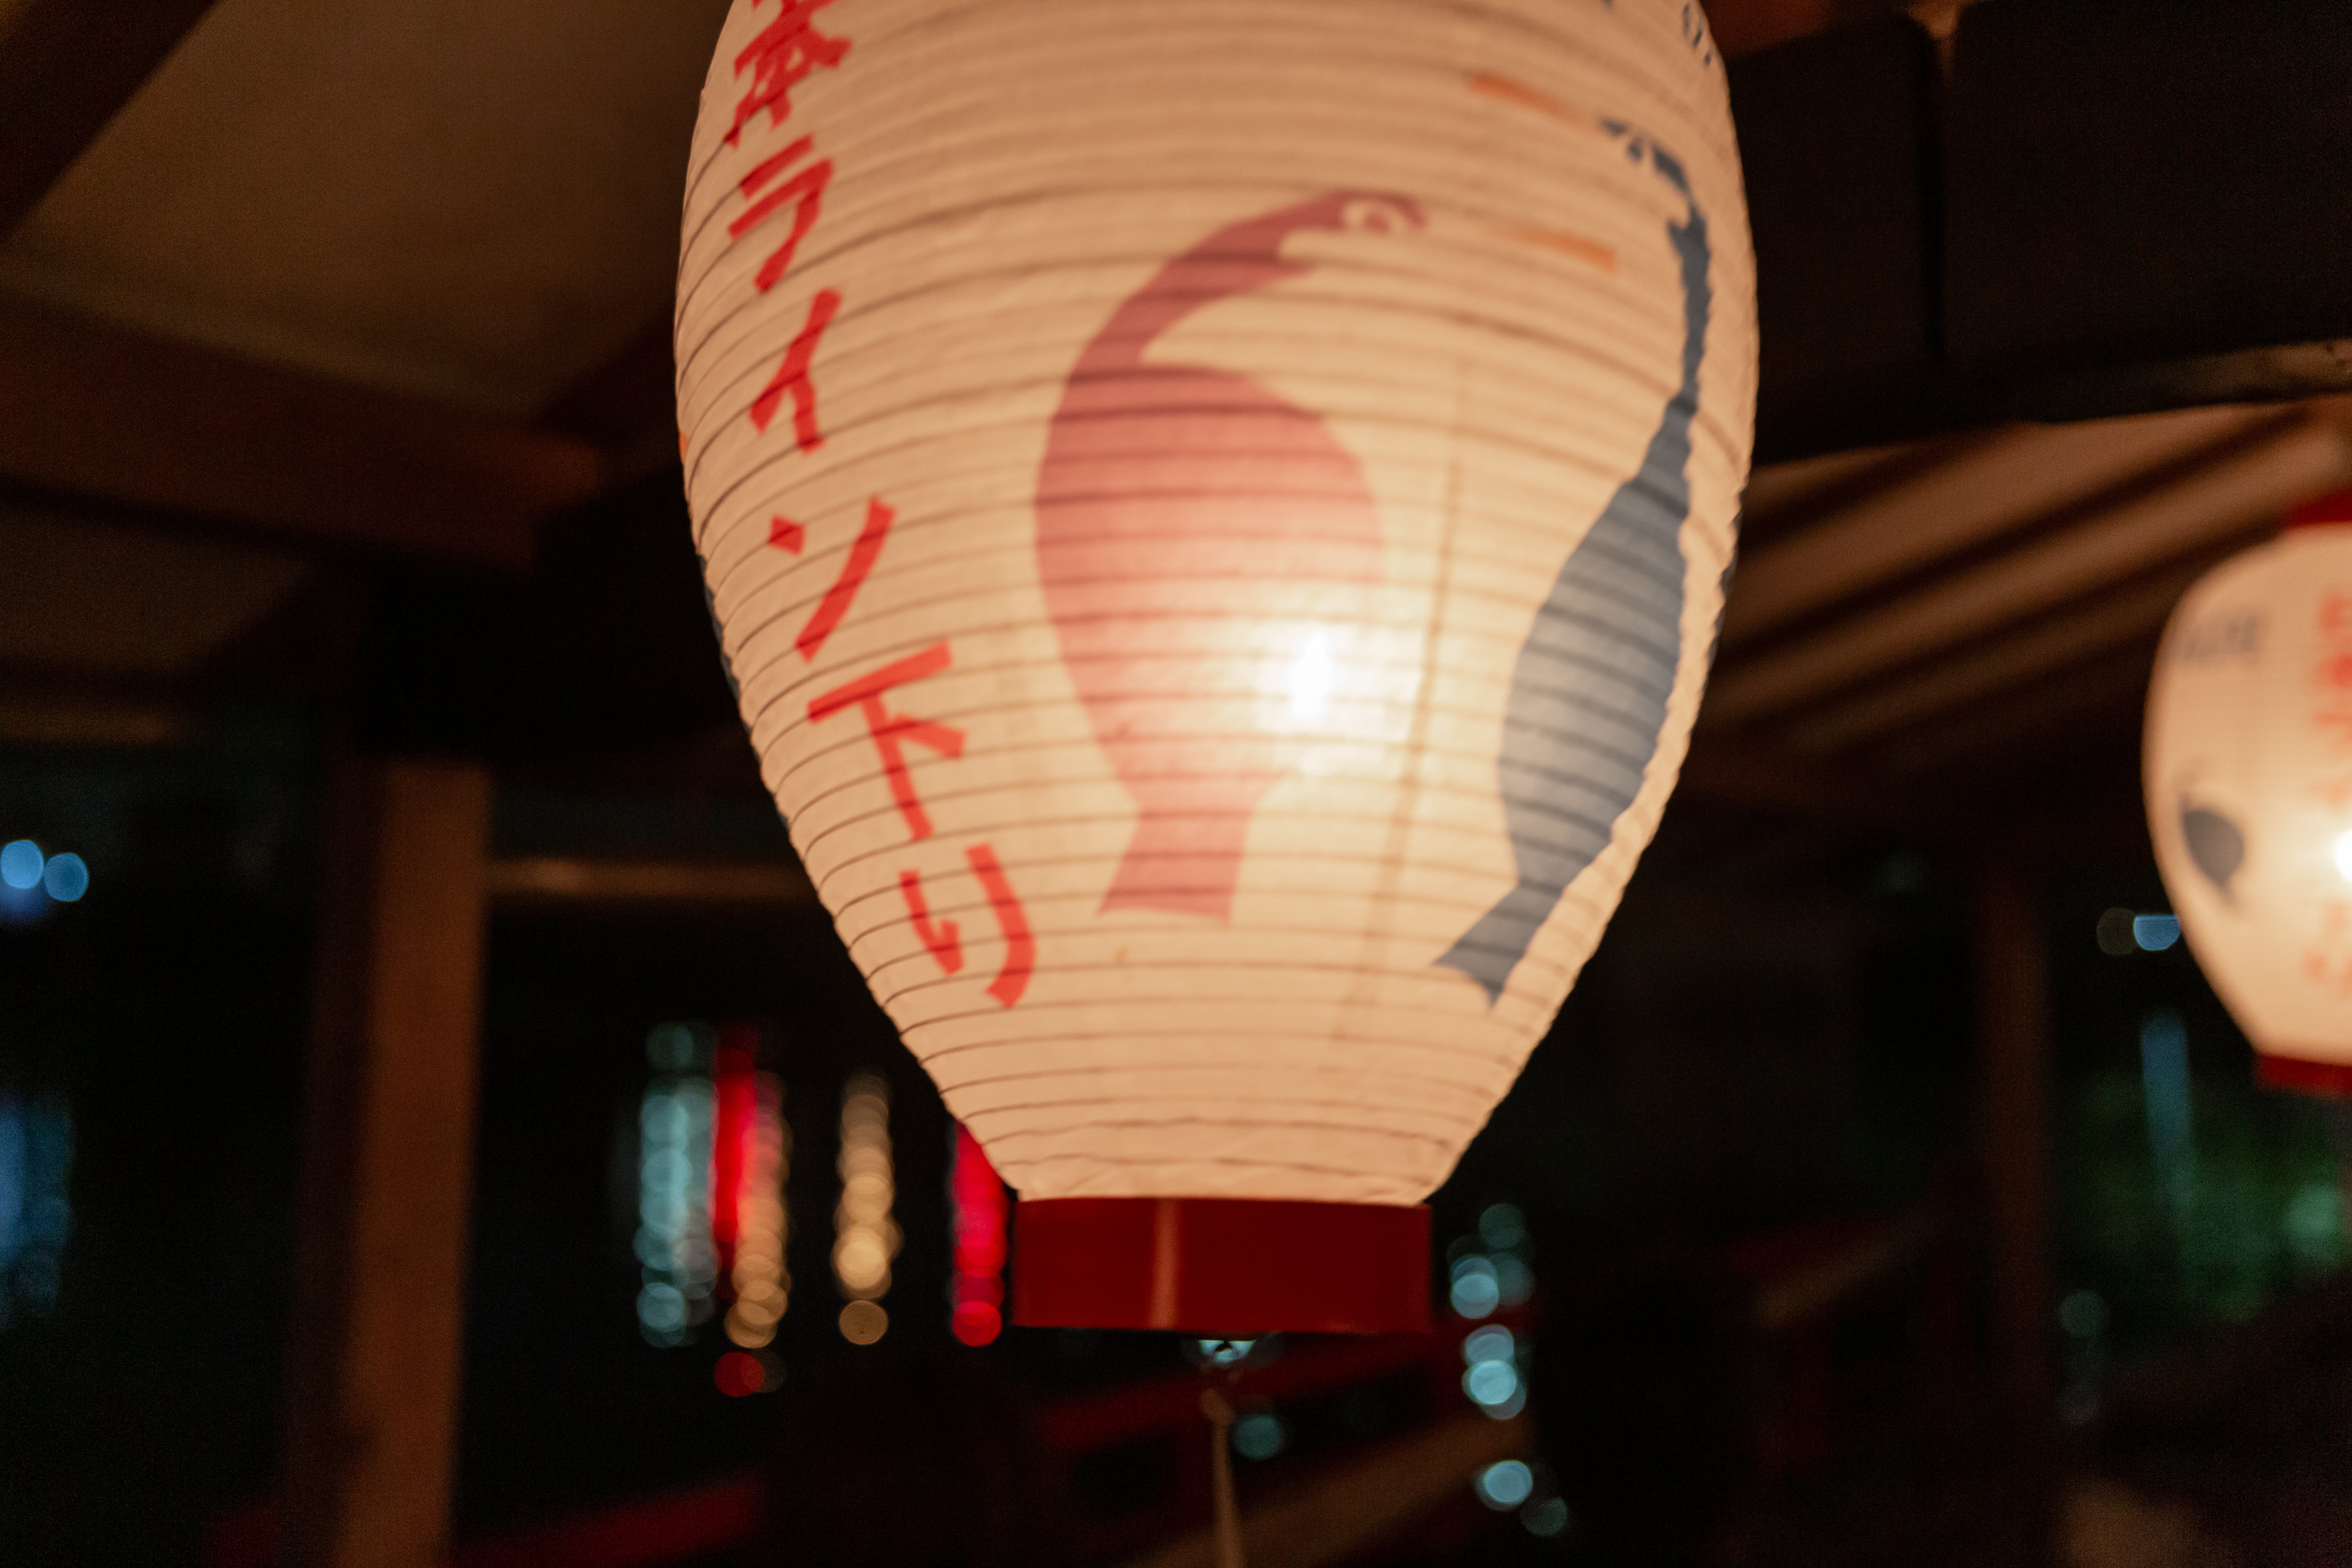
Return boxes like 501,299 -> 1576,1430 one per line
677,0 -> 1755,1330
2147,497 -> 2352,1096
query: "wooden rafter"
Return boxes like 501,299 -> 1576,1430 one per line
1708,415 -> 2352,729
0,298 -> 603,568
1724,405 -> 2284,646
0,0 -> 220,240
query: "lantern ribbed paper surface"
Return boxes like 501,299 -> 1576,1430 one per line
677,0 -> 1755,1327
2147,506 -> 2352,1093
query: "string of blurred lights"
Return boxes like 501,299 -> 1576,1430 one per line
947,1123 -> 1008,1346
636,1024 -> 717,1347
717,1036 -> 790,1353
833,1074 -> 898,1345
1455,1205 -> 1534,1425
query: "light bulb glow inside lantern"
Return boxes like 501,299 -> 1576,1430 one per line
679,0 -> 1755,1332
1285,627 -> 1335,730
2147,494 -> 2352,1096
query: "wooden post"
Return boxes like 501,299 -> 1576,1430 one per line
1971,853 -> 2056,1557
283,756 -> 492,1568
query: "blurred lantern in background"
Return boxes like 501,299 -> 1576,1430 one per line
2147,492 -> 2352,1095
679,0 -> 1755,1330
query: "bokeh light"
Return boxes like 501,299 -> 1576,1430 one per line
1465,1359 -> 1519,1407
1232,1410 -> 1288,1461
1475,1459 -> 1534,1509
0,842 -> 40,891
1450,1254 -> 1500,1318
2132,913 -> 2180,952
2094,907 -> 2137,956
714,1350 -> 767,1397
837,1299 -> 888,1345
1462,1320 -> 1525,1418
1522,1497 -> 1570,1537
1477,1203 -> 1527,1251
38,854 -> 86,903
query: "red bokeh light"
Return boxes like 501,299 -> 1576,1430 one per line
951,1302 -> 1003,1346
714,1351 -> 765,1397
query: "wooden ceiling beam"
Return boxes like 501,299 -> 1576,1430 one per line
1724,403 -> 2281,645
1702,414 -> 2352,729
1781,556 -> 2221,754
0,298 -> 603,568
0,0 -> 219,239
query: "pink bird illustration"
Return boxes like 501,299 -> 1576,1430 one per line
1037,191 -> 1424,921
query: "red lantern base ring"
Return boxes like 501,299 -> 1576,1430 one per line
2257,1053 -> 2352,1098
1011,1197 -> 1431,1336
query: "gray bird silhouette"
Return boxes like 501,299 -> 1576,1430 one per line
1437,136 -> 1713,1003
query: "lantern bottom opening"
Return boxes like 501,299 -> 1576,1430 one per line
1011,1196 -> 1430,1336
2257,1053 -> 2352,1098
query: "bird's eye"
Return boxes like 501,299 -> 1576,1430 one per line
1341,197 -> 1413,234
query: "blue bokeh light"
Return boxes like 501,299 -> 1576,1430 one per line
40,855 -> 87,904
0,842 -> 40,891
1475,1459 -> 1534,1510
1523,1497 -> 1570,1537
1450,1254 -> 1501,1318
1231,1411 -> 1287,1460
2132,914 -> 2181,951
1464,1359 -> 1519,1407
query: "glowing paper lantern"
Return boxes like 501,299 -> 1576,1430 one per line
677,0 -> 1755,1331
2146,495 -> 2352,1095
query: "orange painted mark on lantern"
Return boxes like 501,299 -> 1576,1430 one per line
899,867 -> 964,973
732,136 -> 834,292
1467,71 -> 1601,134
750,287 -> 840,448
967,843 -> 1033,1008
769,514 -> 806,553
808,642 -> 965,840
727,0 -> 850,147
797,498 -> 893,662
1494,225 -> 1617,273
